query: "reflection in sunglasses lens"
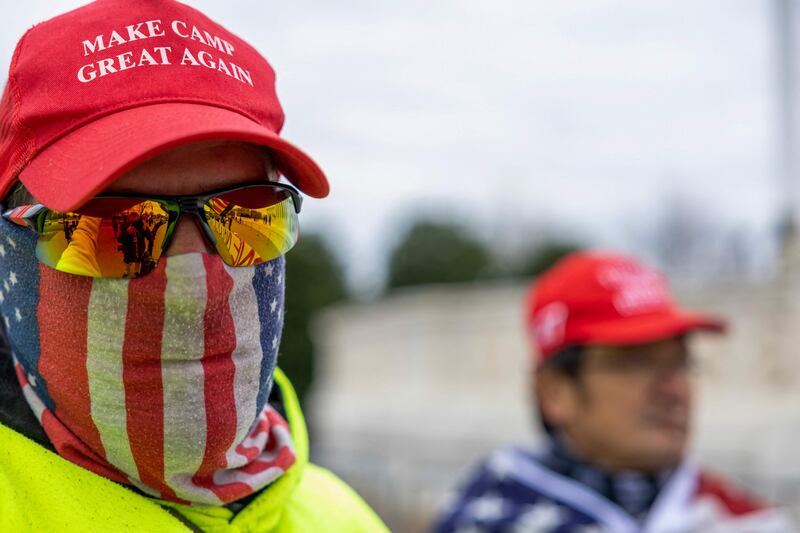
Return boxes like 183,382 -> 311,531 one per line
204,188 -> 298,267
36,200 -> 171,278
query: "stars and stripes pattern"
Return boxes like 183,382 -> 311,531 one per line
434,447 -> 796,532
0,216 -> 296,505
434,448 -> 600,533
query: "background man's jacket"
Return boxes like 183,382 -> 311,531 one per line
434,447 -> 795,533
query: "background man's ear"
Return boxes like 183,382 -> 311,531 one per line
535,369 -> 579,429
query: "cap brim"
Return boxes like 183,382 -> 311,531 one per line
575,310 -> 727,347
18,103 -> 329,211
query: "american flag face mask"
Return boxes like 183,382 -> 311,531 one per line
0,214 -> 296,505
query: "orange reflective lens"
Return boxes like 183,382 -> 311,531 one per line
3,184 -> 300,278
204,189 -> 298,267
34,200 -> 172,278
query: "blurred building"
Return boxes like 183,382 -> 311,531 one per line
307,242 -> 800,533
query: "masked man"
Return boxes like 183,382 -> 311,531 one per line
0,1 -> 388,531
434,251 -> 795,532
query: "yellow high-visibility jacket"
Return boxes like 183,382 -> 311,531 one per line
0,368 -> 389,533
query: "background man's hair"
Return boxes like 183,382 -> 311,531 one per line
540,345 -> 584,378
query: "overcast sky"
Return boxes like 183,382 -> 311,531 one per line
1,1 -> 784,292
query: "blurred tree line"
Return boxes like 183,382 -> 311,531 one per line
284,199 -> 759,409
283,222 -> 578,408
387,220 -> 580,289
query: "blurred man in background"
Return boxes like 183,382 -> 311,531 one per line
434,251 -> 794,532
0,1 -> 387,531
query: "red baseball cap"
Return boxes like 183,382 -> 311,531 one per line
0,0 -> 329,211
524,250 -> 726,363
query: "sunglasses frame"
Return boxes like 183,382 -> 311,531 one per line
2,180 -> 303,268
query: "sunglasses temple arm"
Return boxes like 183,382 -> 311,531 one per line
1,210 -> 39,230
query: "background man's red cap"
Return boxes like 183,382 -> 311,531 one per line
0,0 -> 329,211
524,250 -> 726,363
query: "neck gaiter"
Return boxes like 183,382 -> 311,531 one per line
540,435 -> 670,518
0,215 -> 295,505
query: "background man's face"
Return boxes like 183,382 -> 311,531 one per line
541,336 -> 693,472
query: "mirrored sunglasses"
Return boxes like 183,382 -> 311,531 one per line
2,181 -> 302,278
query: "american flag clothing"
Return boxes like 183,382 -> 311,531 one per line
434,447 -> 796,533
0,215 -> 295,505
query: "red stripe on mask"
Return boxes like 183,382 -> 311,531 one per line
36,265 -> 106,460
192,253 -> 240,499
